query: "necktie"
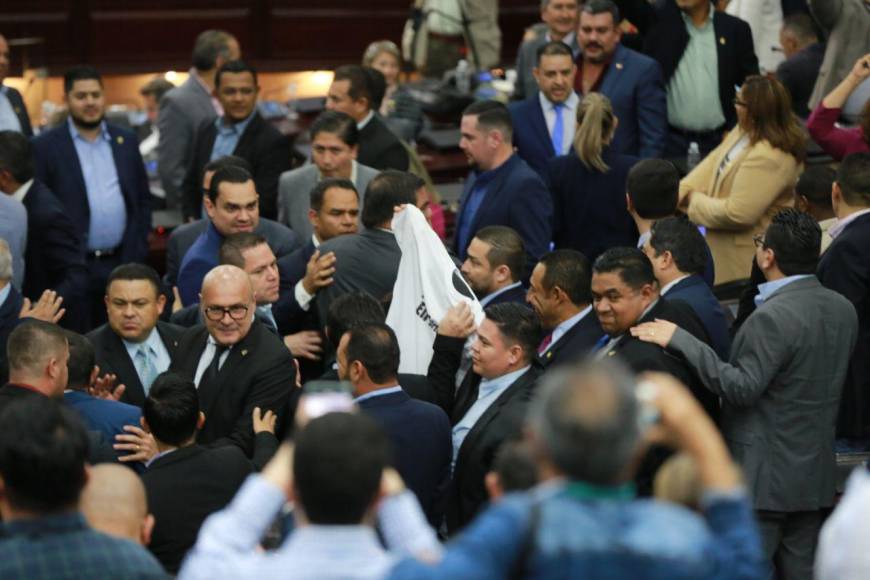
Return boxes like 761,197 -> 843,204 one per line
135,345 -> 158,396
538,333 -> 554,355
199,344 -> 229,390
551,102 -> 565,155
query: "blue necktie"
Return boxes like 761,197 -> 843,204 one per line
551,103 -> 565,155
135,345 -> 158,396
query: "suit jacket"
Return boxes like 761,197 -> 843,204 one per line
63,390 -> 141,443
142,444 -> 254,573
319,368 -> 437,406
818,212 -> 870,439
0,193 -> 26,290
663,274 -> 731,361
358,389 -> 451,526
2,86 -> 33,136
181,112 -> 293,221
513,33 -> 580,101
277,162 -> 379,239
481,284 -> 527,307
157,74 -> 219,209
808,0 -> 870,108
546,149 -> 639,264
31,122 -> 151,264
537,310 -> 604,370
356,114 -> 409,172
0,286 -> 24,384
680,128 -> 800,285
509,94 -> 572,179
776,43 -> 825,118
644,1 -> 759,129
86,321 -> 185,407
427,334 -> 540,532
669,277 -> 858,511
575,44 -> 667,158
169,320 -> 297,456
453,154 -> 553,273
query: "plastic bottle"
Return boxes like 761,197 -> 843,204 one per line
687,141 -> 700,172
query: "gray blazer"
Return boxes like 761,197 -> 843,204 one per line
276,162 -> 378,240
669,276 -> 858,512
157,74 -> 218,209
514,30 -> 580,101
0,194 -> 27,290
808,0 -> 870,108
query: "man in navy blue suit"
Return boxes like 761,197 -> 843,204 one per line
460,225 -> 527,307
32,66 -> 151,328
642,217 -> 731,360
573,0 -> 667,158
337,321 -> 451,527
455,101 -> 553,272
510,41 -> 579,178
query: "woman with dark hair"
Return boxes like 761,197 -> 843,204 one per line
679,75 -> 804,284
808,53 -> 870,161
546,92 -> 639,264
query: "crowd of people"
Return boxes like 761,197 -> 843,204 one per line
0,0 -> 869,578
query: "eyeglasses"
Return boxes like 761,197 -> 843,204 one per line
752,234 -> 765,248
733,97 -> 747,108
204,304 -> 249,321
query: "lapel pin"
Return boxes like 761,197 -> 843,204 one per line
241,349 -> 249,357
13,106 -> 21,113
615,62 -> 624,70
719,37 -> 726,45
546,351 -> 553,359
116,135 -> 124,145
607,350 -> 616,357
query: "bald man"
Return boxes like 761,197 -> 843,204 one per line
168,265 -> 297,456
80,464 -> 154,546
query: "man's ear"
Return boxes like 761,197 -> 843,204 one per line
197,412 -> 206,430
485,471 -> 503,501
141,514 -> 155,547
140,417 -> 151,433
88,366 -> 99,389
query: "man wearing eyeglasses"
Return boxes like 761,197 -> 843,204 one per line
169,264 -> 297,458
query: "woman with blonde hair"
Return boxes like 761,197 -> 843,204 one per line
547,92 -> 639,263
362,40 -> 423,142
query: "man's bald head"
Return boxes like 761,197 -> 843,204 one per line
200,265 -> 256,346
80,464 -> 154,546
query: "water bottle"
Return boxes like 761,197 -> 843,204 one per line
687,141 -> 700,172
455,59 -> 471,95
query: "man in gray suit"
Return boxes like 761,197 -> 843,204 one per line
0,192 -> 25,290
157,30 -> 240,210
513,0 -> 580,101
632,208 -> 859,580
277,111 -> 378,240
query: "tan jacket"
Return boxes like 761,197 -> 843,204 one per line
680,128 -> 800,285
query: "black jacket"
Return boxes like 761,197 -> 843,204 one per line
536,310 -> 604,370
356,114 -> 409,172
2,86 -> 33,136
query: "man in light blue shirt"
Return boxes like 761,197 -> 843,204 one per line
0,193 -> 26,290
0,35 -> 33,136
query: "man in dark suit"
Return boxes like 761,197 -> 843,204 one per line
141,373 -> 275,573
527,250 -> 604,369
88,264 -> 184,408
181,60 -> 291,221
428,302 -> 542,533
0,131 -> 88,330
460,225 -> 528,307
32,66 -> 151,328
510,41 -> 579,178
574,0 -> 667,158
325,65 -> 409,172
169,265 -> 296,457
454,101 -> 553,270
337,322 -> 451,527
643,217 -> 731,360
514,0 -> 580,101
818,152 -> 870,441
776,14 -> 824,118
0,35 -> 33,136
644,0 -> 758,157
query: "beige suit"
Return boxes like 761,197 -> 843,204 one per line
680,129 -> 800,285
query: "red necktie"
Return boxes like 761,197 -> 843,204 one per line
538,333 -> 553,355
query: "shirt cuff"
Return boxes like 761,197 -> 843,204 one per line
379,491 -> 442,558
294,280 -> 314,311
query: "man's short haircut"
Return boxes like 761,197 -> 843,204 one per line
593,247 -> 656,290
139,76 -> 175,101
208,165 -> 254,203
143,373 -> 200,447
796,165 -> 836,210
105,262 -> 162,296
219,232 -> 269,268
581,0 -> 620,23
627,159 -> 679,219
361,170 -> 420,229
836,152 -> 870,208
649,217 -> 707,276
63,65 -> 102,93
203,155 -> 252,176
527,358 -> 639,485
295,413 -> 391,524
215,59 -> 258,89
326,291 -> 386,347
463,100 -> 513,141
536,40 -> 574,65
6,320 -> 68,375
333,65 -> 384,111
0,130 -> 34,183
345,322 -> 400,384
781,13 -> 818,43
474,226 -> 526,283
310,110 -> 360,147
0,397 -> 89,513
539,249 -> 592,305
64,331 -> 95,392
0,239 -> 11,282
310,178 -> 359,213
483,303 -> 543,365
191,30 -> 236,71
492,440 -> 540,493
763,208 -> 821,275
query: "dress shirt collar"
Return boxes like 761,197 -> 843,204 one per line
10,178 -> 33,204
0,282 -> 10,310
755,274 -> 814,306
478,365 -> 531,399
538,90 -> 579,114
122,327 -> 161,360
215,109 -> 256,135
660,274 -> 691,296
829,208 -> 870,240
637,230 -> 651,249
473,153 -> 518,187
480,281 -> 522,307
311,233 -> 321,248
548,305 -> 593,349
286,524 -> 384,554
67,116 -> 111,143
145,447 -> 177,468
680,1 -> 713,30
357,110 -> 375,130
354,385 -> 403,404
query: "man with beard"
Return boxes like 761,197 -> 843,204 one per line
460,226 -> 527,307
32,66 -> 151,329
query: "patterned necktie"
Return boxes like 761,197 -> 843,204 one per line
135,345 -> 158,396
538,333 -> 554,355
551,102 -> 565,155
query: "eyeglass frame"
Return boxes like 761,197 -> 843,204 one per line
752,233 -> 766,248
203,304 -> 250,322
